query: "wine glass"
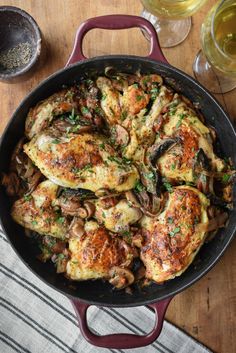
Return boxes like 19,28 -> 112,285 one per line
193,0 -> 236,94
140,0 -> 209,48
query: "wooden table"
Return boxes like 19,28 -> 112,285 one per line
0,1 -> 235,352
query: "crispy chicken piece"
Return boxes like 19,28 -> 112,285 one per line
25,87 -> 78,139
140,186 -> 209,283
11,180 -> 69,239
95,198 -> 142,233
96,77 -> 122,125
121,84 -> 149,116
66,221 -> 136,282
24,130 -> 139,192
152,100 -> 225,183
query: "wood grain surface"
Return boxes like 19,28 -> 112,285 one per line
0,1 -> 235,352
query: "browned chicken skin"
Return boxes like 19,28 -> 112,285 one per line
67,221 -> 136,286
141,186 -> 209,283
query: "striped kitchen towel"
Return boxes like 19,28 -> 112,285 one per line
0,227 -> 212,353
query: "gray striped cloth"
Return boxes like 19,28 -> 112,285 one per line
0,226 -> 212,353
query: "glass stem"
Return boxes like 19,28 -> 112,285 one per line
193,50 -> 236,94
141,8 -> 191,48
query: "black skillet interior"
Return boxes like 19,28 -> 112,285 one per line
0,56 -> 235,307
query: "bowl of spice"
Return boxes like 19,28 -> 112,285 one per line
0,6 -> 42,81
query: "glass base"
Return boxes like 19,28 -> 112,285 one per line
193,50 -> 236,94
141,9 -> 191,48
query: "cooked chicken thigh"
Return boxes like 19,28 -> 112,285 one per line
11,180 -> 69,239
66,221 -> 136,283
141,186 -> 209,283
24,131 -> 139,192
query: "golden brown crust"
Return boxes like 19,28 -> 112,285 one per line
141,187 -> 209,283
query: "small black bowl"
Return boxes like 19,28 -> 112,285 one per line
0,6 -> 42,81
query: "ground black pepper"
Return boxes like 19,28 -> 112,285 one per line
0,42 -> 32,70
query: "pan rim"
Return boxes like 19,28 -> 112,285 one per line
0,54 -> 236,306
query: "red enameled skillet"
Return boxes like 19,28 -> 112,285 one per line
0,15 -> 235,349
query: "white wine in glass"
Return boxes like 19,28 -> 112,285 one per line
141,0 -> 208,47
193,0 -> 236,93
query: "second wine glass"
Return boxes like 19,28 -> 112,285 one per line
193,0 -> 236,94
141,0 -> 208,48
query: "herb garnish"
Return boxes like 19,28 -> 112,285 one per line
24,194 -> 32,202
163,181 -> 173,193
52,138 -> 60,144
169,227 -> 180,237
176,114 -> 186,128
56,217 -> 65,224
222,173 -> 230,184
136,95 -> 144,101
121,110 -> 128,121
134,180 -> 144,193
81,106 -> 90,115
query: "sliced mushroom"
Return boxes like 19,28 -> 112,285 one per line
206,193 -> 231,209
69,217 -> 85,237
95,188 -> 121,200
1,172 -> 20,196
83,201 -> 95,218
195,212 -> 228,233
53,119 -> 93,134
132,233 -> 144,248
149,137 -> 181,167
27,171 -> 43,194
109,267 -> 134,289
125,190 -> 141,208
195,148 -> 211,171
137,191 -> 163,217
95,188 -> 110,197
99,196 -> 120,209
57,196 -> 81,216
110,124 -> 130,147
77,207 -> 88,218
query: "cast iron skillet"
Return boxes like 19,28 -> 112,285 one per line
0,15 -> 235,349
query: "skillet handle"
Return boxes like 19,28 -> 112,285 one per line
66,14 -> 168,66
70,297 -> 172,349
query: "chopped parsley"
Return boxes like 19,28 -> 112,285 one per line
31,220 -> 38,226
24,194 -> 32,202
122,231 -> 132,243
176,114 -> 186,128
102,93 -> 107,101
121,110 -> 128,121
150,87 -> 160,100
134,180 -> 144,193
222,173 -> 230,184
136,95 -> 144,101
171,164 -> 176,171
56,217 -> 65,224
81,106 -> 90,115
122,156 -> 132,165
71,163 -> 94,175
57,253 -> 65,260
95,107 -> 102,114
99,142 -> 105,150
45,217 -> 52,224
145,172 -> 155,180
52,138 -> 60,144
133,83 -> 139,88
163,181 -> 173,193
67,108 -> 80,125
169,227 -> 180,237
